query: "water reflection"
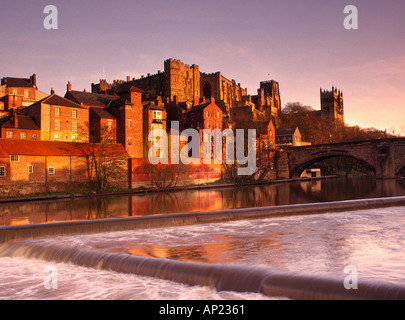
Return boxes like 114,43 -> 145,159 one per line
1,178 -> 405,227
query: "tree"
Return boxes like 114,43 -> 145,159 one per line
78,123 -> 128,191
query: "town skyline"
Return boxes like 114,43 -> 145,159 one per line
1,0 -> 405,135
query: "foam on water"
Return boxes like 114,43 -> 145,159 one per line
1,206 -> 405,300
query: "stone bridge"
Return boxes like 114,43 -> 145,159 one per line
276,138 -> 405,179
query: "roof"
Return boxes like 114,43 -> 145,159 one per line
276,127 -> 300,136
0,140 -> 128,158
114,85 -> 145,95
65,90 -> 120,107
23,94 -> 85,110
186,102 -> 211,113
1,77 -> 34,88
90,107 -> 116,119
0,115 -> 40,130
144,102 -> 165,111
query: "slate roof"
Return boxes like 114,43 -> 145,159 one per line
1,77 -> 34,88
65,90 -> 120,107
275,127 -> 300,136
90,107 -> 116,119
0,115 -> 40,130
22,94 -> 85,110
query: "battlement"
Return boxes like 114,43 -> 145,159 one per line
165,58 -> 199,71
321,86 -> 343,97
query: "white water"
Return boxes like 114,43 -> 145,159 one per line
1,206 -> 405,299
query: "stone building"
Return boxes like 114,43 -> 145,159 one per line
91,58 -> 254,116
320,87 -> 344,123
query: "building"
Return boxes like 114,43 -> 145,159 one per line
0,74 -> 48,111
64,83 -> 119,144
276,127 -> 311,147
0,139 -> 130,196
107,86 -> 144,159
0,109 -> 40,140
19,94 -> 89,143
185,97 -> 223,131
91,58 -> 252,115
320,87 -> 344,122
143,99 -> 167,158
253,80 -> 282,119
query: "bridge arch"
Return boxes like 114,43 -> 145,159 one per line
289,151 -> 376,178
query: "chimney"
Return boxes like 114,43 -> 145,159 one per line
193,96 -> 200,107
30,73 -> 37,86
210,97 -> 215,104
127,76 -> 130,82
156,96 -> 162,107
50,88 -> 55,95
67,81 -> 72,92
13,109 -> 18,129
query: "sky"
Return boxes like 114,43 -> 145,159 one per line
1,0 -> 405,135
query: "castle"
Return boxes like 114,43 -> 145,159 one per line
91,58 -> 282,120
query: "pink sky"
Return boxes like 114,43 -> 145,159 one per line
1,0 -> 404,135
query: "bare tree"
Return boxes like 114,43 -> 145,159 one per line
78,123 -> 128,191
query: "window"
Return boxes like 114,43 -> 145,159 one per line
0,166 -> 5,177
10,155 -> 19,162
55,107 -> 60,117
0,103 -> 4,110
32,133 -> 37,140
107,120 -> 113,131
127,137 -> 132,146
72,122 -> 77,132
28,165 -> 33,174
216,123 -> 220,129
12,90 -> 18,96
153,111 -> 162,120
20,132 -> 27,139
6,131 -> 13,139
206,111 -> 209,118
24,91 -> 29,99
48,167 -> 55,175
72,109 -> 77,119
217,112 -> 220,119
128,120 -> 132,128
54,134 -> 60,141
71,135 -> 77,142
54,120 -> 60,131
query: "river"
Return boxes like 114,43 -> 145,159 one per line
1,177 -> 405,300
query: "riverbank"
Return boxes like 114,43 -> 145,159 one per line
0,175 -> 337,204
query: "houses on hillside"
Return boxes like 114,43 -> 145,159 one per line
0,67 -> 311,193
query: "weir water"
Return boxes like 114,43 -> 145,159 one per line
1,239 -> 405,300
2,196 -> 405,300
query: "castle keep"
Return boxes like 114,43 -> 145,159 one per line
91,58 -> 281,118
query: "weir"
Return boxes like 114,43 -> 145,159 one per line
2,196 -> 405,245
1,240 -> 405,300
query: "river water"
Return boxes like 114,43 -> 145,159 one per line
1,177 -> 405,227
1,178 -> 405,300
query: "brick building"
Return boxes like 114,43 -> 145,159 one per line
0,74 -> 48,111
0,109 -> 40,140
0,139 -> 130,196
19,94 -> 89,143
143,99 -> 167,158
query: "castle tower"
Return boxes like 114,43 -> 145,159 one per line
320,87 -> 344,123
